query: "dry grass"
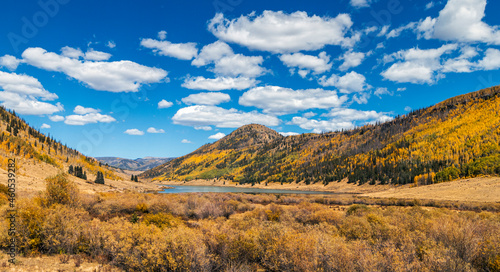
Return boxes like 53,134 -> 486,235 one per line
365,176 -> 500,202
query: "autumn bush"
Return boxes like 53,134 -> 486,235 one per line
1,188 -> 499,271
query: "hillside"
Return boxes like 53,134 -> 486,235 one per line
142,85 -> 500,187
97,156 -> 174,171
0,106 -> 159,193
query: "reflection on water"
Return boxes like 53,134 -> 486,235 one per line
159,185 -> 336,194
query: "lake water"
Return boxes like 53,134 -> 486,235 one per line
159,185 -> 336,195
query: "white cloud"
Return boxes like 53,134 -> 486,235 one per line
140,38 -> 198,60
61,46 -> 84,58
381,44 -> 457,84
386,22 -> 417,39
0,71 -> 58,100
208,132 -> 226,140
64,112 -> 116,126
289,116 -> 354,133
49,115 -> 65,122
397,87 -> 407,92
290,108 -> 392,133
147,127 -> 165,133
84,49 -> 112,61
279,52 -> 332,76
22,47 -> 168,92
405,106 -> 413,111
212,54 -> 266,78
124,129 -> 144,136
195,126 -> 212,131
192,41 -> 234,67
477,48 -> 500,70
350,0 -> 372,8
182,76 -> 257,91
208,11 -> 355,53
319,71 -> 370,93
417,0 -> 500,44
339,51 -> 367,71
41,123 -> 51,129
0,71 -> 62,115
190,41 -> 266,78
279,132 -> 299,137
353,92 -> 371,104
158,99 -> 173,109
73,105 -> 99,115
0,55 -> 22,70
106,41 -> 116,48
181,139 -> 192,144
239,86 -> 347,115
172,105 -> 280,128
374,87 -> 392,97
158,30 -> 167,40
182,92 -> 230,105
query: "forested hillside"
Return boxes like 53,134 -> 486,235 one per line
142,85 -> 500,186
0,106 -> 119,180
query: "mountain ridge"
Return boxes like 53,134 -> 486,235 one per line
141,85 -> 500,186
96,156 -> 175,171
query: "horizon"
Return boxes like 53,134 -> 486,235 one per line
1,0 -> 500,159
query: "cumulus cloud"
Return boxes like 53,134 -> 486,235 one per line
73,105 -> 99,115
195,126 -> 212,131
124,129 -> 145,136
338,51 -> 367,71
22,47 -> 168,93
208,11 -> 355,53
182,92 -> 230,105
381,44 -> 458,84
417,0 -> 500,44
172,105 -> 280,128
64,113 -> 116,125
49,115 -> 65,122
64,106 -> 116,125
181,139 -> 192,143
140,37 -> 198,60
0,55 -> 22,70
0,71 -> 63,115
319,71 -> 370,93
192,41 -> 234,67
477,48 -> 500,70
147,127 -> 165,133
279,52 -> 332,77
61,46 -> 112,61
279,132 -> 299,137
41,123 -> 51,129
182,76 -> 257,91
289,108 -> 392,133
190,41 -> 266,78
350,0 -> 373,8
239,86 -> 347,115
208,132 -> 226,140
158,99 -> 173,109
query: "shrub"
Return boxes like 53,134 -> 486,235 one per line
43,173 -> 79,207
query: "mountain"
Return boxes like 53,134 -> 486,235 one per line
141,85 -> 500,186
96,156 -> 174,171
0,106 -> 120,181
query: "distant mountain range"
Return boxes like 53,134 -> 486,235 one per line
141,85 -> 500,186
97,156 -> 175,171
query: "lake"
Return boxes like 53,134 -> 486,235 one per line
159,185 -> 337,194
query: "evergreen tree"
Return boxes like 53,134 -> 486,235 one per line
134,175 -> 138,182
68,165 -> 74,175
131,174 -> 134,181
95,171 -> 104,184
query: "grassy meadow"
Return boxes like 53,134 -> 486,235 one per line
0,173 -> 499,271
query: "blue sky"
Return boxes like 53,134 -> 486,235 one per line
1,0 -> 500,159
